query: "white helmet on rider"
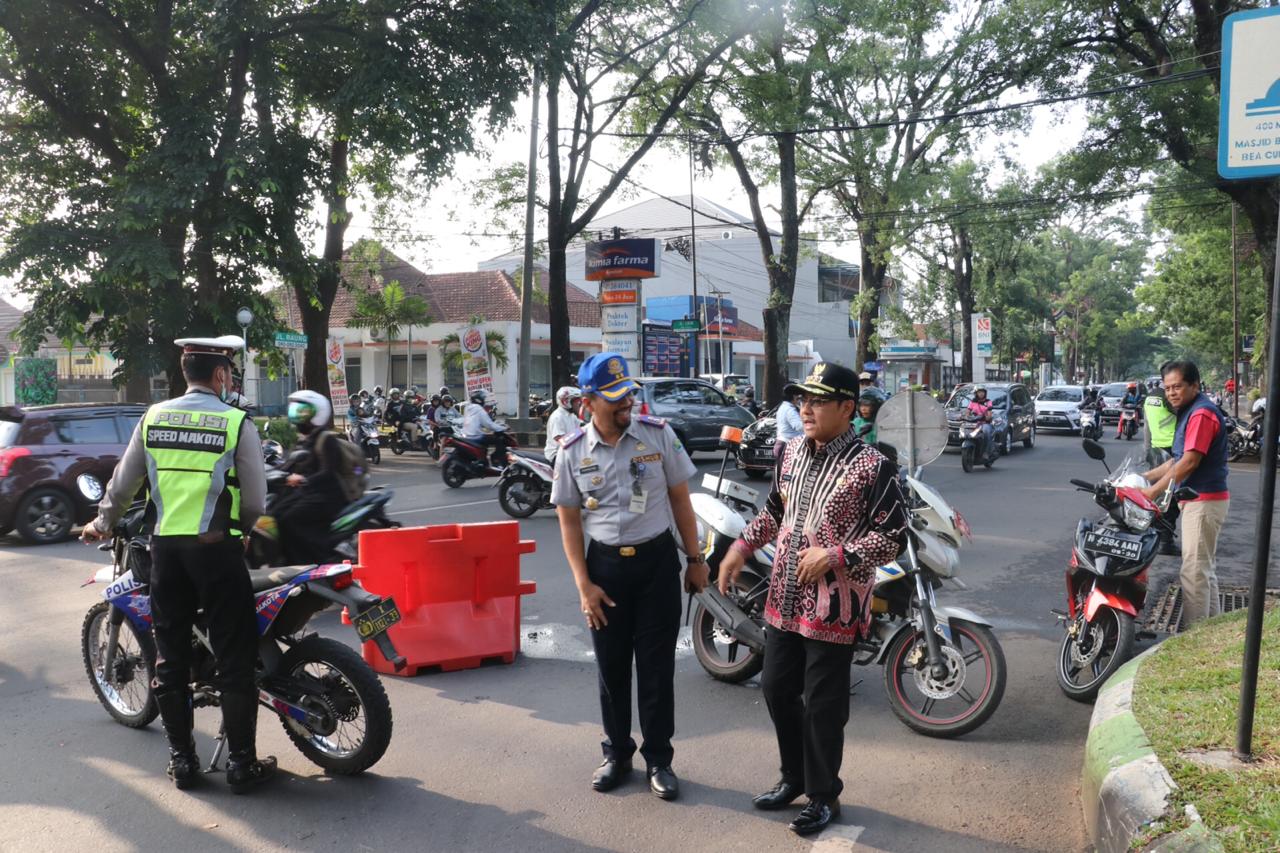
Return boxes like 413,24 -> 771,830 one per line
556,385 -> 581,408
287,390 -> 332,432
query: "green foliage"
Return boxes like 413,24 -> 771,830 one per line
256,417 -> 299,451
14,358 -> 56,405
347,278 -> 432,390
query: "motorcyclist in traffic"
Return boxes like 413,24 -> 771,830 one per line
1117,382 -> 1143,439
425,394 -> 442,423
463,390 -> 509,468
371,385 -> 386,418
396,390 -> 423,449
967,386 -> 995,457
435,394 -> 460,426
853,390 -> 882,444
544,385 -> 583,463
273,391 -> 351,565
383,388 -> 404,424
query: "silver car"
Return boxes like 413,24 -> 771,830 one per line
1035,385 -> 1086,433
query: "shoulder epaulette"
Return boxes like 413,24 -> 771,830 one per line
637,415 -> 667,427
560,428 -> 586,447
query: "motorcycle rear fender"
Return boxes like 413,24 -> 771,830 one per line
1084,585 -> 1138,621
305,581 -> 407,671
691,491 -> 748,539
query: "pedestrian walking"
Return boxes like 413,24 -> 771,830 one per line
80,335 -> 275,793
551,352 -> 708,800
1142,360 -> 1230,628
717,362 -> 907,837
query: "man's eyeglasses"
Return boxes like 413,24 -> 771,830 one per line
799,395 -> 843,409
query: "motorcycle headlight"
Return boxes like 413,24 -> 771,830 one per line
1122,500 -> 1155,532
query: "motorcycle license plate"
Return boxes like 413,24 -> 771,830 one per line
1083,530 -> 1143,561
353,598 -> 402,640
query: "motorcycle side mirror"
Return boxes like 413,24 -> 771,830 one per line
1082,438 -> 1106,461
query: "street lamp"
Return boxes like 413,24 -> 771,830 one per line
236,306 -> 253,394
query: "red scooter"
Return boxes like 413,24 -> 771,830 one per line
440,431 -> 518,489
1055,439 -> 1194,702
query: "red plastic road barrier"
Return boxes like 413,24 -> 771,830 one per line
350,522 -> 537,676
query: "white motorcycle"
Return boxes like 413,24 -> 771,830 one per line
496,450 -> 555,518
688,440 -> 1006,738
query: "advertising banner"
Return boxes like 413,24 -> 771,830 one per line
461,326 -> 494,398
602,304 -> 640,332
585,238 -> 662,281
600,281 -> 640,304
325,338 -> 349,407
643,326 -> 687,376
601,331 -> 640,361
973,314 -> 993,357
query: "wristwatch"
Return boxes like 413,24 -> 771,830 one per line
686,553 -> 706,565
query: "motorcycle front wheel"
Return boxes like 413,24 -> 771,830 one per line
691,602 -> 764,683
883,620 -> 1007,738
960,446 -> 974,473
81,601 -> 158,728
391,438 -> 405,456
1227,432 -> 1244,462
278,636 -> 393,775
441,458 -> 467,488
498,474 -> 542,518
1057,607 -> 1134,703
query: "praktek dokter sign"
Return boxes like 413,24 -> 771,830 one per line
1219,6 -> 1280,179
584,238 -> 661,281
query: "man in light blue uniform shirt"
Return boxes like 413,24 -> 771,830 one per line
552,352 -> 707,801
774,390 -> 804,457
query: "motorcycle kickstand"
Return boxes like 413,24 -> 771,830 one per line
205,724 -> 228,773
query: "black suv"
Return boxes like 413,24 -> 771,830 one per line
944,383 -> 1036,455
632,378 -> 755,453
0,403 -> 146,544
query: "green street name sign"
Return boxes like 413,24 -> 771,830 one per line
274,331 -> 308,349
671,319 -> 701,332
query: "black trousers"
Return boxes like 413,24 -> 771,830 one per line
586,532 -> 682,768
761,626 -> 855,802
151,536 -> 258,750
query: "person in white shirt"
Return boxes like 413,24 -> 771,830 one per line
463,390 -> 508,467
774,391 -> 804,457
544,385 -> 583,462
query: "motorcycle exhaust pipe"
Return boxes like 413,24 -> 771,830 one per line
693,587 -> 766,651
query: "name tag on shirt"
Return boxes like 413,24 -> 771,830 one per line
629,490 -> 648,514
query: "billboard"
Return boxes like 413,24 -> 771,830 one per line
585,238 -> 662,281
326,338 -> 349,407
460,326 -> 494,398
643,325 -> 688,377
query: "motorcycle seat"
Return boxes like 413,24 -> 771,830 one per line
513,450 -> 550,466
248,564 -> 316,592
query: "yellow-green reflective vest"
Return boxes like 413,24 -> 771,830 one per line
142,405 -> 246,536
1144,395 -> 1177,449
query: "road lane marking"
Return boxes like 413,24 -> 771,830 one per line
519,623 -> 694,662
388,499 -> 500,516
810,824 -> 866,851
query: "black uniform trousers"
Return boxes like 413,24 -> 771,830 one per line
150,535 -> 258,750
761,626 -> 856,803
586,531 -> 682,769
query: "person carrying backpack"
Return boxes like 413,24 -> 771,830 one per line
274,390 -> 360,564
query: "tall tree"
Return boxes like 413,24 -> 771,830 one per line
539,0 -> 758,388
346,280 -> 433,391
804,0 -> 1054,370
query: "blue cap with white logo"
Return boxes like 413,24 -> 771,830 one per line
578,352 -> 638,401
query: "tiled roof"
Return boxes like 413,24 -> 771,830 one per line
276,247 -> 600,331
0,297 -> 24,352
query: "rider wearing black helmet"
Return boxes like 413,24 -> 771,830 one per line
853,390 -> 883,444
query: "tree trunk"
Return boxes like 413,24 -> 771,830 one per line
299,134 -> 351,399
544,69 -> 573,390
855,230 -> 890,370
951,225 -> 976,383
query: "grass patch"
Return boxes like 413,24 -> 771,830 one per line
1132,604 -> 1280,852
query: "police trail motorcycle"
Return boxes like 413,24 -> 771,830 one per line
688,432 -> 1006,738
79,476 -> 405,776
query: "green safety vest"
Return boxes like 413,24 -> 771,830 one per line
1144,395 -> 1177,449
142,404 -> 246,536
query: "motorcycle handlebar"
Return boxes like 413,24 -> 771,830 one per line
1069,478 -> 1094,491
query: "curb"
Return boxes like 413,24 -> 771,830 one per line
1081,645 -> 1225,853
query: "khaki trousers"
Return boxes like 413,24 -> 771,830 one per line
1179,498 -> 1229,628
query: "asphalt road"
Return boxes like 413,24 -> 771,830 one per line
2,431 -> 1276,852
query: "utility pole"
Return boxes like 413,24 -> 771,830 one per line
688,134 -> 700,379
1232,202 -> 1240,418
517,68 -> 541,420
709,287 -> 728,376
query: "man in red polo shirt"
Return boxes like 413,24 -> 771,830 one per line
1142,360 -> 1229,628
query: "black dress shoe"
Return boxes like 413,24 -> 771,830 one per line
165,749 -> 201,791
647,765 -> 679,800
752,780 -> 803,810
591,758 -> 632,792
789,798 -> 840,836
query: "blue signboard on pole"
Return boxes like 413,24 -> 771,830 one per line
1218,7 -> 1280,179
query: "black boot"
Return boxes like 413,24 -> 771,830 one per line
220,690 -> 277,794
156,688 -> 200,790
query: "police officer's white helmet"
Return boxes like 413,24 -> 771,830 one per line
287,390 -> 332,428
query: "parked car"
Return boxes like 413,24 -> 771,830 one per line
736,405 -> 778,479
0,403 -> 147,544
633,378 -> 755,453
944,383 -> 1036,454
1035,385 -> 1086,433
699,373 -> 752,394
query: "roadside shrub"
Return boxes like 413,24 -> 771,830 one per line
256,417 -> 298,450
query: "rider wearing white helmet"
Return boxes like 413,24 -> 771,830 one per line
545,385 -> 583,462
276,390 -> 348,565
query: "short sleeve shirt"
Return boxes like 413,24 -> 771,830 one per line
551,416 -> 697,546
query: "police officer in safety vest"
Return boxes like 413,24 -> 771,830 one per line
82,335 -> 273,793
1143,383 -> 1181,556
551,352 -> 708,801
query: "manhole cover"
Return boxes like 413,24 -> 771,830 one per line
1142,585 -> 1280,634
